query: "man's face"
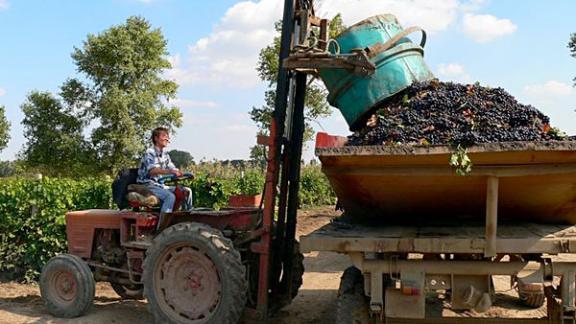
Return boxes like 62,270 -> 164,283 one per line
155,132 -> 170,149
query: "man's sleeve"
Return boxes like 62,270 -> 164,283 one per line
144,151 -> 161,172
166,154 -> 177,170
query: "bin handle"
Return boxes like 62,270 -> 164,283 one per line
364,26 -> 427,59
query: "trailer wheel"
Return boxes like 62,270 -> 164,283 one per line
517,281 -> 545,308
335,266 -> 375,324
39,254 -> 95,318
143,222 -> 247,324
110,282 -> 144,300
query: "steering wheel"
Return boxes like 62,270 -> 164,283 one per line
158,172 -> 195,185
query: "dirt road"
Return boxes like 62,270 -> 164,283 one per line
0,207 -> 559,323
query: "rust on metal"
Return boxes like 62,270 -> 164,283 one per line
66,209 -> 126,258
315,138 -> 576,224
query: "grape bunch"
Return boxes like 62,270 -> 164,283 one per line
346,80 -> 570,147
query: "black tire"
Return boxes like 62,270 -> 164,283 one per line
143,222 -> 247,324
110,282 -> 144,300
519,291 -> 545,308
290,241 -> 305,300
514,277 -> 545,308
335,266 -> 375,324
39,254 -> 95,318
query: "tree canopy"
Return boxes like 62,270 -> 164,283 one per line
249,15 -> 346,162
0,105 -> 10,153
20,91 -> 94,176
570,33 -> 576,85
168,149 -> 194,169
19,17 -> 182,176
64,16 -> 182,173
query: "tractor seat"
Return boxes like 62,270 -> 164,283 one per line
126,184 -> 160,208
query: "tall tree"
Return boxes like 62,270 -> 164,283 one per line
20,91 -> 95,176
66,16 -> 182,173
570,33 -> 576,86
249,15 -> 346,163
0,105 -> 10,153
168,149 -> 194,169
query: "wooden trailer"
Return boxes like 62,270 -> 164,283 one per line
301,133 -> 576,323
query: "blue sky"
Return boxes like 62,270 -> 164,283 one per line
0,0 -> 575,162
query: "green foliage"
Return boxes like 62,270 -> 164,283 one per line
168,149 -> 194,169
0,163 -> 335,281
187,174 -> 236,210
570,33 -> 576,85
66,16 -> 182,173
235,169 -> 264,196
0,161 -> 22,178
299,164 -> 336,206
450,145 -> 473,176
0,105 -> 10,153
249,15 -> 346,154
0,177 -> 112,281
20,91 -> 96,176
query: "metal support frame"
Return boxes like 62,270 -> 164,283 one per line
485,176 -> 499,257
253,0 -> 314,318
354,258 -> 576,321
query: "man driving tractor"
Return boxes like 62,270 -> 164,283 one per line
136,126 -> 193,213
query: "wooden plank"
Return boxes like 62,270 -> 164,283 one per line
300,223 -> 576,254
385,317 -> 549,324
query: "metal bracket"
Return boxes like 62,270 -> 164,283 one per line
369,271 -> 384,314
283,49 -> 376,76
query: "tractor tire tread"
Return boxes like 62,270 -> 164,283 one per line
143,222 -> 247,324
39,254 -> 95,318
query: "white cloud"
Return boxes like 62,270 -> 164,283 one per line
164,0 -> 282,88
167,0 -> 490,90
437,63 -> 471,83
171,98 -> 218,109
0,0 -> 8,10
462,13 -> 517,43
523,80 -> 573,98
0,87 -> 5,97
316,0 -> 463,34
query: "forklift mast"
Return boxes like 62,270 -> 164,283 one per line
250,0 -> 375,318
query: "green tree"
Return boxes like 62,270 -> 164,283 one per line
249,15 -> 346,163
0,105 -> 10,153
570,33 -> 576,85
65,16 -> 182,173
168,149 -> 194,169
20,91 -> 95,176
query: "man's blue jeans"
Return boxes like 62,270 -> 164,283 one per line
146,185 -> 193,213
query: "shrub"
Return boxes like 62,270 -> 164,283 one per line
0,162 -> 335,281
0,177 -> 112,281
299,165 -> 336,206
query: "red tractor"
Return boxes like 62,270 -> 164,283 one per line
40,171 -> 304,323
39,1 -> 369,322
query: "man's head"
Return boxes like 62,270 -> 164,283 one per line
151,127 -> 170,149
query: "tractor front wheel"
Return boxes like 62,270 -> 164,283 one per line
143,222 -> 247,324
39,254 -> 95,318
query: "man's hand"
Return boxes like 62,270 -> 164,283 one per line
172,169 -> 183,177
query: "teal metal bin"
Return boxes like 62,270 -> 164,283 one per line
319,14 -> 435,130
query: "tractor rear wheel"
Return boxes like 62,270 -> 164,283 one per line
39,254 -> 95,318
143,222 -> 247,324
110,282 -> 144,300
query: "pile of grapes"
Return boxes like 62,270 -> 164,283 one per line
347,80 -> 569,147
